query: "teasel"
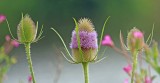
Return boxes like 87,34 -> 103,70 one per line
70,18 -> 98,63
51,17 -> 110,83
124,28 -> 145,83
118,25 -> 156,83
7,14 -> 44,83
127,28 -> 144,52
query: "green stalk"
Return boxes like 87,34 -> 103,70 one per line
131,51 -> 138,83
82,62 -> 89,83
25,43 -> 36,83
0,74 -> 3,83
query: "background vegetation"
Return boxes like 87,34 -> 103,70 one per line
0,0 -> 160,45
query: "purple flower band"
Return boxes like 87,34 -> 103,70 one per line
70,30 -> 98,49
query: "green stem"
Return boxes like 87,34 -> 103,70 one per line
82,62 -> 89,83
25,43 -> 36,83
131,51 -> 138,83
0,75 -> 3,83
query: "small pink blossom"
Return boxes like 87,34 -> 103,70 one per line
124,78 -> 129,83
123,64 -> 132,74
101,35 -> 114,47
5,35 -> 11,42
145,76 -> 152,83
0,14 -> 6,23
133,31 -> 143,39
28,75 -> 32,83
11,40 -> 19,47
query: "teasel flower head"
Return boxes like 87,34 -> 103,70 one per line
7,14 -> 44,44
17,14 -> 37,43
127,28 -> 144,52
70,18 -> 98,63
51,16 -> 110,64
17,14 -> 44,44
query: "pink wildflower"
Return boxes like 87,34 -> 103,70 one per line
101,35 -> 114,47
5,35 -> 11,42
28,75 -> 32,83
124,78 -> 129,83
145,76 -> 152,83
133,31 -> 143,39
11,40 -> 19,47
123,64 -> 132,74
0,14 -> 6,23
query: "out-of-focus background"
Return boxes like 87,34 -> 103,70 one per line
0,0 -> 160,83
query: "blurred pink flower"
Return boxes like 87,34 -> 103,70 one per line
124,78 -> 129,83
145,76 -> 152,83
101,35 -> 114,47
123,64 -> 132,74
133,31 -> 143,39
28,75 -> 32,83
11,40 -> 19,47
0,14 -> 6,23
5,35 -> 11,42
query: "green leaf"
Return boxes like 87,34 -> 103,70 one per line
146,24 -> 154,45
6,19 -> 16,40
120,30 -> 129,50
98,16 -> 110,53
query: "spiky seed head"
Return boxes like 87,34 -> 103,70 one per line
77,18 -> 95,32
71,18 -> 98,63
17,14 -> 37,43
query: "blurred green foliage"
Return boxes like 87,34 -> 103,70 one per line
0,0 -> 160,45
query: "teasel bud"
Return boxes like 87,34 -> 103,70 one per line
127,28 -> 144,52
70,18 -> 98,63
17,14 -> 37,44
